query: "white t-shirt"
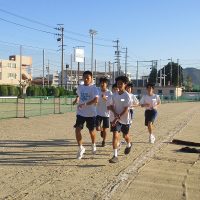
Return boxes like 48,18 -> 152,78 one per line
140,94 -> 161,110
96,88 -> 112,117
76,84 -> 99,117
129,93 -> 139,109
109,91 -> 132,125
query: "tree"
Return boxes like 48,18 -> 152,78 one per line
157,62 -> 183,86
185,76 -> 193,91
148,67 -> 157,84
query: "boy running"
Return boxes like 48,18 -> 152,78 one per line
140,83 -> 161,144
73,71 -> 99,159
96,77 -> 112,147
125,83 -> 139,123
108,76 -> 132,163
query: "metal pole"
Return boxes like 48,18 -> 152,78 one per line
47,59 -> 50,87
43,49 -> 45,88
84,57 -> 86,71
105,61 -> 107,74
70,54 -> 73,90
20,45 -> 22,86
125,47 -> 128,76
164,64 -> 166,87
113,62 -> 115,84
78,62 -> 80,85
170,57 -> 172,86
19,45 -> 22,96
95,59 -> 97,83
61,27 -> 64,87
91,34 -> 94,72
136,60 -> 139,87
177,59 -> 179,87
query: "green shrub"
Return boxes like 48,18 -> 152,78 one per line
0,85 -> 8,96
7,85 -> 17,96
58,87 -> 66,96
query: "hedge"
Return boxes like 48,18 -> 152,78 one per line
0,85 -> 76,97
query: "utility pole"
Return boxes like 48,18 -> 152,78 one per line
84,57 -> 86,71
56,24 -> 64,87
46,59 -> 50,88
42,49 -> 45,88
170,57 -> 172,86
112,62 -> 115,84
89,29 -> 97,73
136,60 -> 139,87
177,59 -> 179,87
70,54 -> 73,90
105,61 -> 107,74
19,45 -> 22,87
94,59 -> 97,82
125,47 -> 128,76
113,40 -> 121,76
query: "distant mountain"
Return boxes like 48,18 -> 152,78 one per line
183,68 -> 200,85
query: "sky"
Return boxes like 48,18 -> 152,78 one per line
0,0 -> 200,77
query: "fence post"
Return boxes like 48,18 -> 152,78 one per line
70,96 -> 73,111
24,97 -> 26,118
16,97 -> 18,118
40,97 -> 42,116
54,97 -> 56,114
59,97 -> 61,113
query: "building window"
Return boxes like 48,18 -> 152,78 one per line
137,89 -> 141,94
8,73 -> 17,79
11,63 -> 16,68
170,90 -> 174,94
158,90 -> 162,95
0,62 -> 2,68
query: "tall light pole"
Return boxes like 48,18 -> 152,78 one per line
177,59 -> 179,87
169,57 -> 173,86
56,24 -> 64,87
89,29 -> 97,73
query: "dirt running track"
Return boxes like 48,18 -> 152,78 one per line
0,102 -> 199,200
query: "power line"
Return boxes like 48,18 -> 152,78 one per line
0,17 -> 56,35
0,40 -> 58,52
0,8 -> 113,42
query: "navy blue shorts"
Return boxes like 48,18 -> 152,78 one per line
96,115 -> 109,128
130,109 -> 134,120
110,122 -> 130,135
74,115 -> 96,131
145,109 -> 158,126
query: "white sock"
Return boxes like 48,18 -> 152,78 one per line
92,143 -> 96,147
79,145 -> 83,150
114,149 -> 118,157
127,142 -> 131,148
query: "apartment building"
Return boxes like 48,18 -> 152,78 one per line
0,55 -> 32,86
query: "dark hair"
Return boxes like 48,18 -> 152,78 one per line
112,83 -> 117,89
146,82 -> 155,89
99,77 -> 109,84
115,75 -> 129,84
83,70 -> 93,77
126,82 -> 134,88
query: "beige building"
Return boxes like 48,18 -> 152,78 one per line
134,86 -> 182,100
0,55 -> 32,86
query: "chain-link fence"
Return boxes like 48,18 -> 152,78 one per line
0,96 -> 76,119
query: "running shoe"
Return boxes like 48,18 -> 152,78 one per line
149,134 -> 155,144
124,142 -> 132,155
77,147 -> 85,159
109,156 -> 119,163
92,144 -> 96,154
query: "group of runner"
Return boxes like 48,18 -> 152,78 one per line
73,70 -> 161,163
